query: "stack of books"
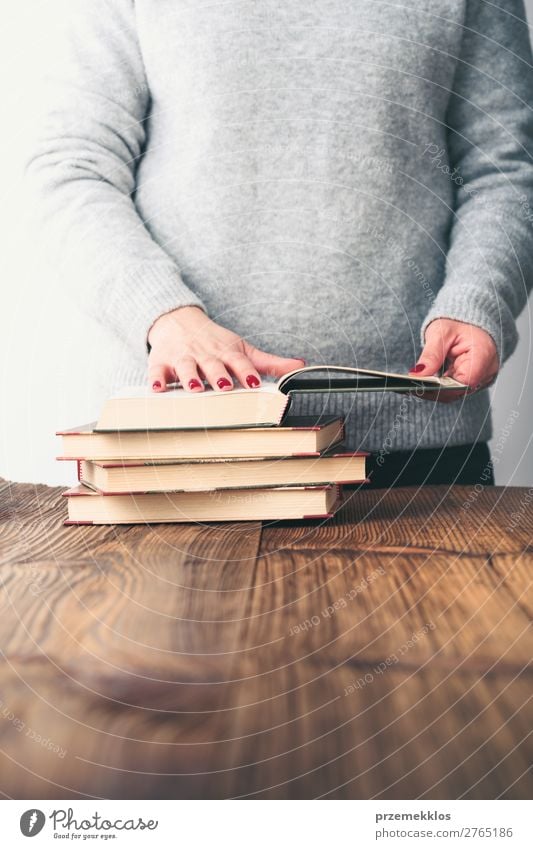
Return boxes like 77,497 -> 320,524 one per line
57,381 -> 367,525
57,365 -> 465,524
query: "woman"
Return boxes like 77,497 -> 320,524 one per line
27,0 -> 533,486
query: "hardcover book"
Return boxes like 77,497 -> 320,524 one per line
57,415 -> 344,461
64,483 -> 343,524
95,366 -> 467,431
77,447 -> 367,494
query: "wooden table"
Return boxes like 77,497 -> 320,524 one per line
0,478 -> 531,799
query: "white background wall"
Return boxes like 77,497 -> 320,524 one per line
1,2 -> 532,486
493,0 -> 533,485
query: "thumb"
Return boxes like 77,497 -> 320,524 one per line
246,345 -> 306,378
410,323 -> 451,376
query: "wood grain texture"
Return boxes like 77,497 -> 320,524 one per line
233,549 -> 533,672
0,660 -> 529,800
259,486 -> 533,555
0,479 -> 531,799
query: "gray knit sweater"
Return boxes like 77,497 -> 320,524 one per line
27,0 -> 533,452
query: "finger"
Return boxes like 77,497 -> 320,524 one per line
174,357 -> 205,392
247,347 -> 306,378
224,352 -> 262,389
463,376 -> 498,396
410,322 -> 454,376
478,371 -> 499,389
147,362 -> 175,392
447,351 -> 488,389
198,355 -> 236,391
407,386 -> 467,404
431,389 -> 468,404
417,372 -> 497,404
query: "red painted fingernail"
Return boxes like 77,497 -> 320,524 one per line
217,377 -> 232,389
188,379 -> 202,390
152,381 -> 162,390
246,374 -> 260,388
409,363 -> 426,373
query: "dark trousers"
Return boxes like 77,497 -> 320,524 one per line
363,443 -> 494,489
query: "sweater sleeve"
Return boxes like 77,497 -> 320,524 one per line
25,0 -> 205,364
421,0 -> 533,365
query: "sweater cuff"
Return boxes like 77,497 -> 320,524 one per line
420,284 -> 517,366
105,263 -> 206,364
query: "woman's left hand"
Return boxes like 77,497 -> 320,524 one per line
409,318 -> 499,403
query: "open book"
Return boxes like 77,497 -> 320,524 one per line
95,366 -> 467,432
277,365 -> 467,394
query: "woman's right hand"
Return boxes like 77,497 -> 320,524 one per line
147,306 -> 306,393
